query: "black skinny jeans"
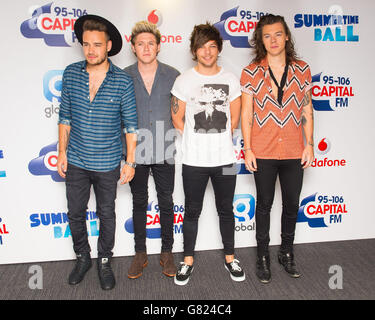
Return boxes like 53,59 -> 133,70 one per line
182,164 -> 237,257
65,163 -> 120,258
253,159 -> 304,257
129,162 -> 175,253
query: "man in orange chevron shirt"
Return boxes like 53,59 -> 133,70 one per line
240,14 -> 314,284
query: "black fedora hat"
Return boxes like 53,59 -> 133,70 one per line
74,14 -> 123,56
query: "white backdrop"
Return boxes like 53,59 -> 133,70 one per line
0,0 -> 374,264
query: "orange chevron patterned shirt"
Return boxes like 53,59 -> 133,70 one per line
240,58 -> 312,160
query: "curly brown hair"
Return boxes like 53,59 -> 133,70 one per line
251,14 -> 298,64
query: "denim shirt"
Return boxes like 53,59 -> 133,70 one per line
123,61 -> 180,164
58,59 -> 138,171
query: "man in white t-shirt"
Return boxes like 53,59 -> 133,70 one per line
171,22 -> 245,285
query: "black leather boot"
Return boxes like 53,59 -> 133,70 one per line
278,251 -> 301,278
256,255 -> 271,284
98,257 -> 116,290
68,252 -> 92,285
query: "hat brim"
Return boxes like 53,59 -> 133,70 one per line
74,14 -> 123,57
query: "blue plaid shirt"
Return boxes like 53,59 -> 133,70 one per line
58,59 -> 138,172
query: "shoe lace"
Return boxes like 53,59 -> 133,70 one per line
178,263 -> 190,275
230,259 -> 242,272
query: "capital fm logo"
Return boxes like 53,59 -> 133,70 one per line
233,194 -> 255,232
232,132 -> 252,174
297,193 -> 348,228
124,9 -> 182,44
43,70 -> 63,118
28,142 -> 64,182
124,201 -> 184,238
311,137 -> 346,168
0,217 -> 10,246
214,6 -> 268,48
311,72 -> 354,111
20,2 -> 88,47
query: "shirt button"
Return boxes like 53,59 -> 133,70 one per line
89,110 -> 92,113
279,138 -> 282,142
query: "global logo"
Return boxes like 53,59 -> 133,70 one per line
147,10 -> 163,27
233,194 -> 255,232
0,149 -> 6,178
214,6 -> 268,48
20,2 -> 88,47
43,70 -> 63,103
233,194 -> 255,221
43,70 -> 63,118
28,142 -> 64,182
124,201 -> 184,239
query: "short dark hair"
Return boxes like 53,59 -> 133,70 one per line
251,14 -> 298,64
190,22 -> 223,61
82,19 -> 109,41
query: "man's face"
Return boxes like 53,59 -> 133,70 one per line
131,32 -> 160,65
82,30 -> 112,66
195,40 -> 219,69
262,22 -> 289,57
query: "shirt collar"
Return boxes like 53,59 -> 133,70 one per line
260,57 -> 297,70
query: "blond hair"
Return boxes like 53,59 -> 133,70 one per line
130,21 -> 161,45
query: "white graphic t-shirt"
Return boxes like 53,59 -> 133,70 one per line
171,67 -> 241,167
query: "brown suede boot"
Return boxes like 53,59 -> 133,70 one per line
160,252 -> 177,277
128,252 -> 148,279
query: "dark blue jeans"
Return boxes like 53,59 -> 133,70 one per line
253,159 -> 304,257
182,164 -> 237,257
65,163 -> 120,258
129,162 -> 175,253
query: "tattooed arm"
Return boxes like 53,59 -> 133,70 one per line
57,124 -> 71,178
240,92 -> 257,171
301,89 -> 314,168
171,95 -> 186,135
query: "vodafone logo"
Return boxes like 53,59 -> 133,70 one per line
311,137 -> 346,168
147,10 -> 163,27
316,137 -> 331,155
124,9 -> 182,44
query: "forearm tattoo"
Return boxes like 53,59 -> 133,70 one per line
171,95 -> 179,114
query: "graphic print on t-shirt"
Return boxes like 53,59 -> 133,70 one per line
192,84 -> 229,134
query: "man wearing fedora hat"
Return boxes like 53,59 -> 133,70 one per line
57,14 -> 138,290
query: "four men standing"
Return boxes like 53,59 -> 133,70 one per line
57,13 -> 313,289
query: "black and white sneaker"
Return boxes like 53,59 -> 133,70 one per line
174,262 -> 194,286
224,259 -> 245,282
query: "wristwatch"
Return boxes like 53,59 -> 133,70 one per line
125,161 -> 137,168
